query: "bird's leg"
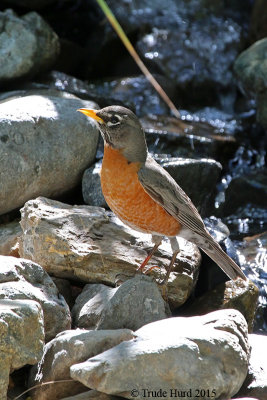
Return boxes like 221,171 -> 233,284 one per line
137,236 -> 162,273
159,237 -> 180,285
159,250 -> 179,285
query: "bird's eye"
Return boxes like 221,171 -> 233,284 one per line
110,115 -> 120,124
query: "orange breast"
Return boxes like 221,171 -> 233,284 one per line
101,146 -> 181,237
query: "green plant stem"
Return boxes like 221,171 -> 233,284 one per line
95,0 -> 180,118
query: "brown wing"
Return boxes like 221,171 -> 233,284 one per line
138,155 -> 246,280
138,155 -> 208,237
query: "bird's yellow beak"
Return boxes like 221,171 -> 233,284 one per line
77,108 -> 104,123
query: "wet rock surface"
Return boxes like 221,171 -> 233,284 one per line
102,0 -> 248,104
136,18 -> 242,102
141,113 -> 239,163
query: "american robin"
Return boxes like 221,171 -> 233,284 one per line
78,106 -> 246,283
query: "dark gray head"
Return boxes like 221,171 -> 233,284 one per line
78,105 -> 148,163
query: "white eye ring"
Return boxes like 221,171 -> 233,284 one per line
110,115 -> 120,124
107,114 -> 121,126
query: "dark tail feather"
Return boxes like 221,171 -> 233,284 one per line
200,240 -> 246,280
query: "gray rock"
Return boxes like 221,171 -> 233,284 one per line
236,334 -> 267,400
0,255 -> 71,341
0,94 -> 99,215
72,275 -> 169,330
82,161 -> 107,208
0,299 -> 44,400
0,9 -> 59,82
0,220 -> 22,256
70,309 -> 249,400
161,157 -> 222,215
19,197 -> 201,309
29,328 -> 134,400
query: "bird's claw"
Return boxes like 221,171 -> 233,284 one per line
144,265 -> 160,274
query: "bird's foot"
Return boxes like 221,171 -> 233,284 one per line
143,265 -> 160,275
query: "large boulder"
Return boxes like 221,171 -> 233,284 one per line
70,309 -> 250,400
0,9 -> 59,82
0,94 -> 99,215
19,197 -> 201,308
